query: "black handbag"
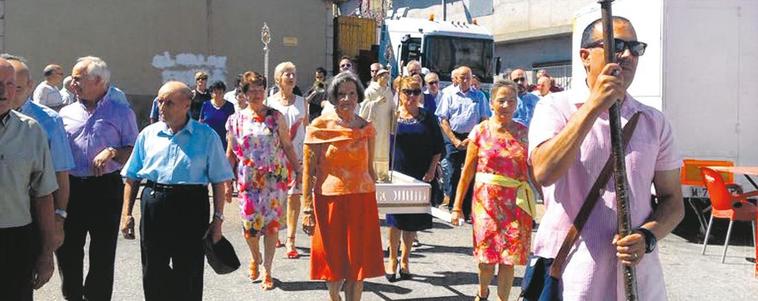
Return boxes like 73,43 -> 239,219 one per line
203,234 -> 241,275
520,112 -> 641,301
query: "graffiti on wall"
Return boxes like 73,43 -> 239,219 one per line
151,51 -> 227,85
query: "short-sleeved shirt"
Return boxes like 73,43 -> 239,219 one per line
121,119 -> 234,185
149,97 -> 160,122
435,86 -> 490,133
268,95 -> 307,161
199,100 -> 236,151
33,81 -> 64,108
513,92 -> 541,127
304,116 -> 377,196
527,87 -> 681,300
59,89 -> 139,177
422,92 -> 439,113
19,99 -> 75,172
0,111 -> 59,228
190,89 -> 211,120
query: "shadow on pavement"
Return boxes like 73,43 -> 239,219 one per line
277,280 -> 413,295
412,243 -> 472,256
276,280 -> 328,292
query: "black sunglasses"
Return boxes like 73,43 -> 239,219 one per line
584,38 -> 647,56
402,89 -> 422,96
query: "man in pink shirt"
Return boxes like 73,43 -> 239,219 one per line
528,17 -> 684,300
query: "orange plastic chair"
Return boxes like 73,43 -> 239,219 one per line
700,167 -> 758,263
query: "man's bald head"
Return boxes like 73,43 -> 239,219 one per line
0,58 -> 18,114
579,17 -> 639,89
537,76 -> 553,96
156,81 -> 192,126
509,68 -> 528,94
158,81 -> 192,105
454,66 -> 473,92
406,60 -> 422,76
43,64 -> 64,85
1,54 -> 34,108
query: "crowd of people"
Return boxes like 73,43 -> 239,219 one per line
0,17 -> 684,301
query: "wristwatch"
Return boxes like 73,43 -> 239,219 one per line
213,211 -> 224,221
637,227 -> 657,253
54,208 -> 68,219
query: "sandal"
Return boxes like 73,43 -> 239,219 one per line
275,239 -> 284,248
399,260 -> 412,280
385,258 -> 398,282
285,236 -> 300,259
248,259 -> 260,281
474,288 -> 490,301
261,274 -> 274,290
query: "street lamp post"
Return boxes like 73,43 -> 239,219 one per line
261,22 -> 271,93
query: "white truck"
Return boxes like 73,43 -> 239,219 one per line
379,17 -> 496,90
572,0 -> 758,237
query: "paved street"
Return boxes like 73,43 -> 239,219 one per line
34,198 -> 758,301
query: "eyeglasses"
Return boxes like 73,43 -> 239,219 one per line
584,38 -> 647,56
428,81 -> 439,85
340,63 -> 352,68
401,89 -> 422,96
512,77 -> 526,83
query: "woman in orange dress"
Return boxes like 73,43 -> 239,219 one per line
301,72 -> 384,301
451,80 -> 536,301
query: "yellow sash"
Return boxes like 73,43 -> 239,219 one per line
475,172 -> 537,218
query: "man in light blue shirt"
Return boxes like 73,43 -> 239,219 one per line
510,68 -> 541,127
5,54 -> 74,246
148,96 -> 160,123
120,81 -> 233,301
434,66 -> 489,219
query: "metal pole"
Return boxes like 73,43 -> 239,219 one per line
442,0 -> 447,21
261,23 -> 271,97
598,1 -> 639,300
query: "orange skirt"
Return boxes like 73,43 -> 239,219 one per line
310,192 -> 384,281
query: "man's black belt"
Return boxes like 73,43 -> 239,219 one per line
452,131 -> 469,140
145,181 -> 205,193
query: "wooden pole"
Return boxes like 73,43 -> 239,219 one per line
598,1 -> 639,300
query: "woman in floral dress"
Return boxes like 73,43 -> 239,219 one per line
451,80 -> 536,301
226,71 -> 300,290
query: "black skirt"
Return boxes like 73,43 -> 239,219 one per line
386,213 -> 433,231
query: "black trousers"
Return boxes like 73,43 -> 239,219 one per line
445,132 -> 474,219
140,184 -> 209,301
0,224 -> 34,301
56,172 -> 123,301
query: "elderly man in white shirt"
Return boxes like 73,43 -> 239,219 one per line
33,64 -> 65,110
